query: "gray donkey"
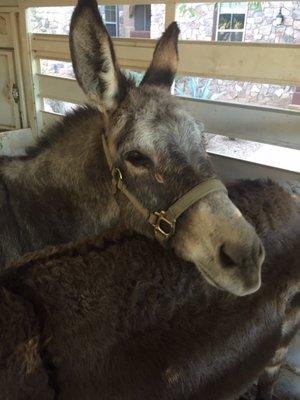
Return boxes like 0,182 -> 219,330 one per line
0,0 -> 264,296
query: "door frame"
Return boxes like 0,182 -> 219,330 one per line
0,49 -> 21,130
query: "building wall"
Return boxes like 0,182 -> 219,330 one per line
245,1 -> 300,43
150,4 -> 165,39
176,3 -> 215,40
174,76 -> 294,108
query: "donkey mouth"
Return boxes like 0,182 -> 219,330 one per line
197,265 -> 225,292
198,264 -> 261,296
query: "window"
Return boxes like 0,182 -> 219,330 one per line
134,5 -> 151,32
216,2 -> 247,42
103,5 -> 119,37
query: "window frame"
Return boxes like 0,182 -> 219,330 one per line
134,4 -> 151,32
215,2 -> 248,42
103,5 -> 119,37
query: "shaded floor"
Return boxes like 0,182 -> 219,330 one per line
239,386 -> 279,399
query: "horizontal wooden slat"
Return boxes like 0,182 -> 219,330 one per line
0,0 -> 19,7
0,6 -> 19,12
180,97 -> 300,151
23,0 -> 284,6
207,134 -> 300,173
37,73 -> 300,150
40,109 -> 299,182
38,73 -> 86,103
32,34 -> 71,59
24,0 -> 167,6
41,110 -> 62,131
32,34 -> 300,86
210,153 -> 300,184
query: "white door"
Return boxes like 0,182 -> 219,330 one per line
0,50 -> 21,130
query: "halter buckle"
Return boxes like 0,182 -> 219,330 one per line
152,211 -> 176,240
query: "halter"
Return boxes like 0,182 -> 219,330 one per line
102,135 -> 227,242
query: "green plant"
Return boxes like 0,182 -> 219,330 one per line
249,1 -> 262,12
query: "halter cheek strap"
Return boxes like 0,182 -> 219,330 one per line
102,135 -> 227,242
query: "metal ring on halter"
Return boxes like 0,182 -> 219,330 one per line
151,211 -> 176,240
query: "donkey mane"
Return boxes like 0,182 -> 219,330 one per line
25,106 -> 101,158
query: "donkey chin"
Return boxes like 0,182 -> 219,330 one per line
171,192 -> 265,297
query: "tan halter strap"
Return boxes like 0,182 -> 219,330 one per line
102,135 -> 227,242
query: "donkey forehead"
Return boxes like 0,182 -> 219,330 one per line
114,87 -> 205,153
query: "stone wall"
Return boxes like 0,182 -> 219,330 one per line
244,1 -> 300,43
176,3 -> 215,40
174,76 -> 294,108
29,7 -> 73,34
175,2 -> 300,43
150,4 -> 165,38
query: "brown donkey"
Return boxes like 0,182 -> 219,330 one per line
0,0 -> 264,296
0,179 -> 299,400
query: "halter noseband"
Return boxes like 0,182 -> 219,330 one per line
102,135 -> 227,242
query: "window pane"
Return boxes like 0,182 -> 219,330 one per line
173,75 -> 296,110
106,23 -> 117,37
217,32 -> 231,41
232,14 -> 245,29
134,5 -> 151,31
29,5 -> 165,39
105,5 -> 117,23
218,14 -> 231,30
230,32 -> 243,41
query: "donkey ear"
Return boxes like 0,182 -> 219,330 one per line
70,0 -> 128,111
140,22 -> 180,89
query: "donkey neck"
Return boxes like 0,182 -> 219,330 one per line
2,107 -> 120,236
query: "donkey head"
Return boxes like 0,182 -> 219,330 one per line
70,0 -> 265,296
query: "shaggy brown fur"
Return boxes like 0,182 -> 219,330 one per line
0,179 -> 299,400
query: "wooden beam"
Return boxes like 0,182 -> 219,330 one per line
32,34 -> 300,86
180,97 -> 300,151
40,109 -> 300,182
23,0 -> 284,6
38,73 -> 86,103
37,73 -> 300,149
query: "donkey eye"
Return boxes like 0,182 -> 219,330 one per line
125,151 -> 151,168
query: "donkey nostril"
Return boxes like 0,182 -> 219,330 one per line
219,244 -> 237,268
